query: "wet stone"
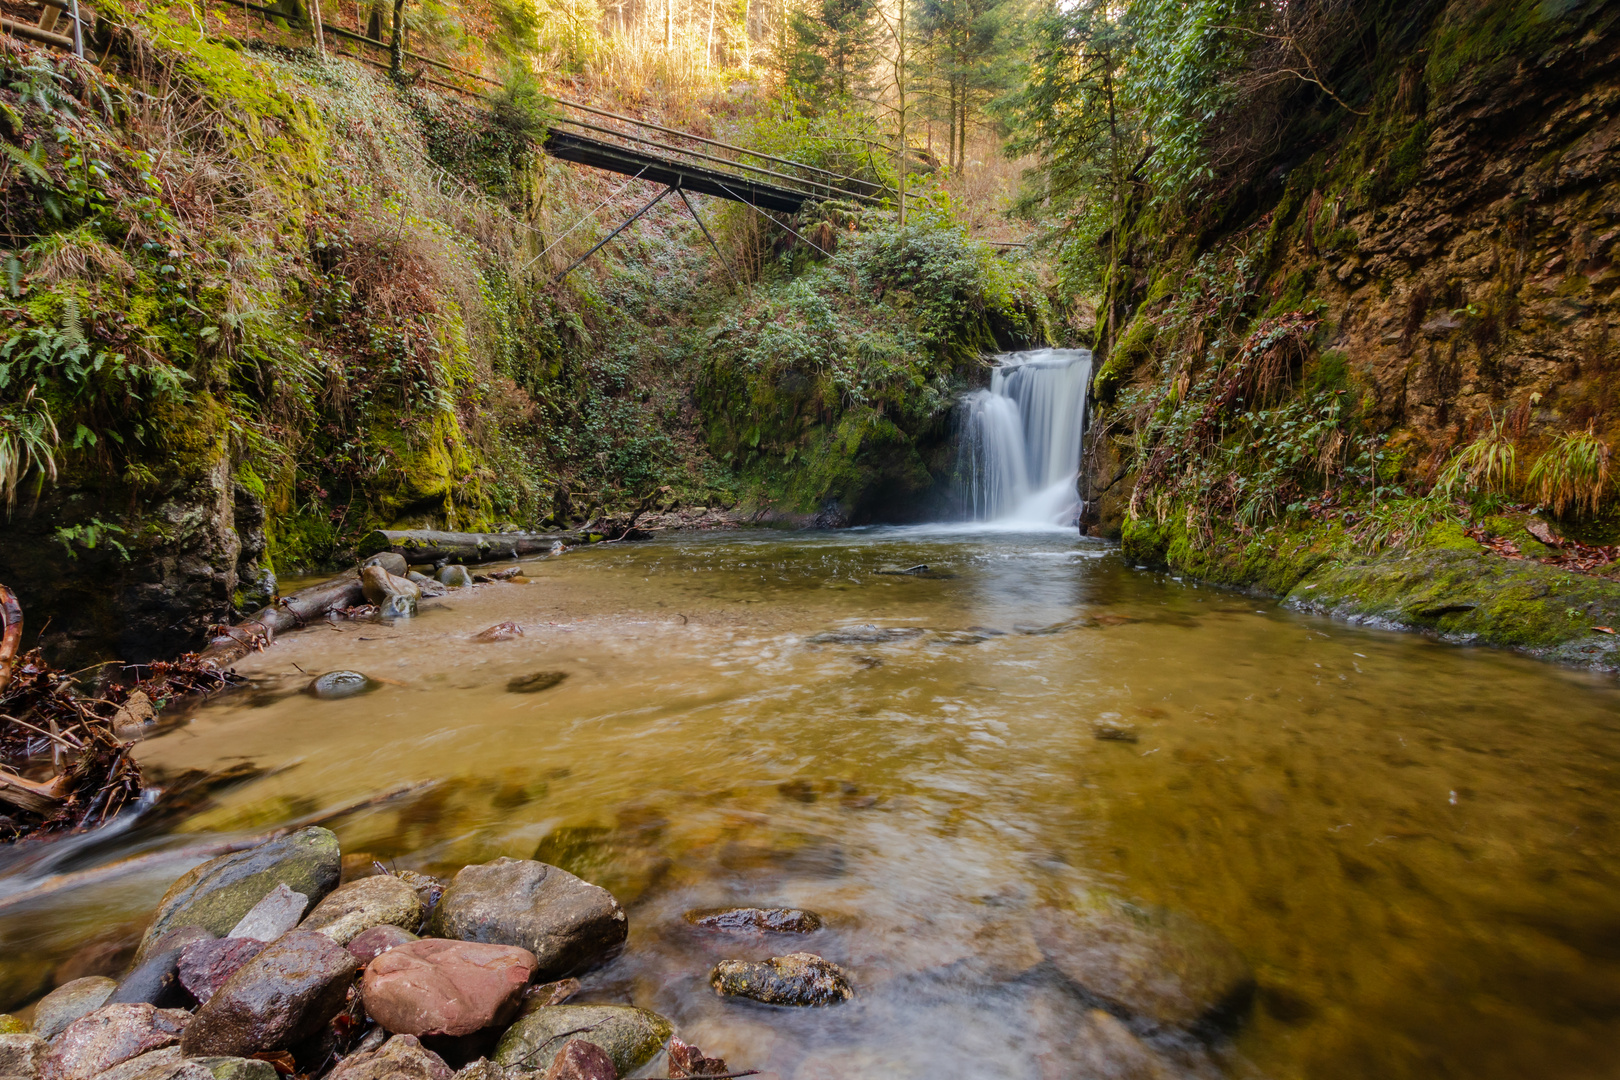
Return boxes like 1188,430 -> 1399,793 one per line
190,1057 -> 279,1080
324,1035 -> 452,1080
428,858 -> 627,980
493,1005 -> 671,1076
177,939 -> 268,1006
136,828 -> 341,963
667,1037 -> 729,1078
227,884 -> 309,942
437,566 -> 474,588
361,566 -> 420,618
41,1005 -> 189,1080
506,672 -> 566,694
346,925 -> 419,965
805,625 -> 925,645
30,978 -> 117,1040
92,1047 -> 213,1080
687,907 -> 822,934
0,1033 -> 47,1079
107,931 -> 208,1010
362,553 -> 409,577
179,931 -> 359,1058
542,1040 -> 613,1080
301,875 -> 425,945
474,623 -> 523,643
710,953 -> 853,1007
360,939 -> 537,1038
308,672 -> 377,701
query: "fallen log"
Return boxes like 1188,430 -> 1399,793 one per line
0,583 -> 20,694
196,571 -> 365,669
358,529 -> 586,564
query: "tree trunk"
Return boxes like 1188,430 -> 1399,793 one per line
309,0 -> 325,56
664,0 -> 672,51
358,529 -> 587,564
388,0 -> 406,79
705,0 -> 715,69
197,572 -> 367,669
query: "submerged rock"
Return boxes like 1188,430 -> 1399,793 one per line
474,623 -> 523,643
308,671 -> 377,700
177,939 -> 268,1006
31,978 -> 117,1040
301,875 -> 425,945
805,625 -> 925,645
710,953 -> 853,1006
324,1035 -> 452,1080
493,1005 -> 671,1076
1032,898 -> 1253,1033
437,566 -> 474,588
687,907 -> 822,934
428,858 -> 627,980
136,828 -> 341,963
360,939 -> 537,1038
179,931 -> 359,1058
41,1005 -> 189,1080
506,672 -> 566,694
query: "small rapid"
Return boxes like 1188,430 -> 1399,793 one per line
959,349 -> 1092,527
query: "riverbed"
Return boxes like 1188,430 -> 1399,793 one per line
3,526 -> 1619,1079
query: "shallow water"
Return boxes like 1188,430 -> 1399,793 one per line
4,527 -> 1620,1079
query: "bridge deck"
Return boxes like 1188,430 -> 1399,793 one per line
542,130 -> 836,215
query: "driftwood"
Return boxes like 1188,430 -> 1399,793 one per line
196,571 -> 366,669
0,584 -> 20,694
358,529 -> 586,564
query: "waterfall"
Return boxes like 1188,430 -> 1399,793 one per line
960,349 -> 1092,526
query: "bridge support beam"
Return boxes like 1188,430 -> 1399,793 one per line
554,184 -> 677,282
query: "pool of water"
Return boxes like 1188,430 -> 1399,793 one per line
3,527 -> 1619,1080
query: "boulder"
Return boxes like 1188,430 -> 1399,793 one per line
179,931 -> 359,1058
189,1058 -> 279,1080
494,1006 -> 670,1077
301,876 -> 424,946
428,859 -> 626,980
177,939 -> 268,1006
324,1035 -> 452,1080
227,884 -> 309,942
710,953 -> 852,1007
136,828 -> 342,964
30,978 -> 116,1040
1031,900 -> 1253,1032
362,554 -> 409,577
308,672 -> 377,701
0,1033 -> 47,1080
542,1041 -> 613,1080
360,939 -> 536,1038
687,908 -> 821,934
346,926 -> 418,966
361,567 -> 419,618
92,1047 -> 213,1080
40,1005 -> 189,1080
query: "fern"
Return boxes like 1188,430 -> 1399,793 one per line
1,140 -> 53,187
61,294 -> 84,348
0,389 -> 59,508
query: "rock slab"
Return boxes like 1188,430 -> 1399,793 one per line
41,1005 -> 189,1080
177,939 -> 268,1006
710,953 -> 853,1006
136,828 -> 341,963
361,939 -> 537,1038
30,978 -> 117,1040
227,884 -> 309,942
428,859 -> 626,980
301,876 -> 424,945
324,1035 -> 452,1080
493,1005 -> 671,1076
180,931 -> 359,1058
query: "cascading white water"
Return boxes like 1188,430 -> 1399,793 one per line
960,348 -> 1092,526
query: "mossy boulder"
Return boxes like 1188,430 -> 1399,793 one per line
493,1005 -> 671,1075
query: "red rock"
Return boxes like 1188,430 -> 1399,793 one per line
41,1005 -> 190,1080
347,925 -> 419,965
177,938 -> 268,1005
543,1040 -> 615,1080
360,939 -> 537,1037
326,1035 -> 452,1080
668,1037 -> 730,1077
179,931 -> 359,1057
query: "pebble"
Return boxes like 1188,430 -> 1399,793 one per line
30,978 -> 117,1040
710,953 -> 853,1006
360,939 -> 536,1038
428,858 -> 627,980
179,931 -> 358,1058
687,907 -> 822,934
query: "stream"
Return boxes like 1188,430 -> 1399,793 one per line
2,526 -> 1619,1079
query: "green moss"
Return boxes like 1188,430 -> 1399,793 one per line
1096,313 -> 1157,402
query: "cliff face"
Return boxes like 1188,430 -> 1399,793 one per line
1083,0 -> 1620,666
